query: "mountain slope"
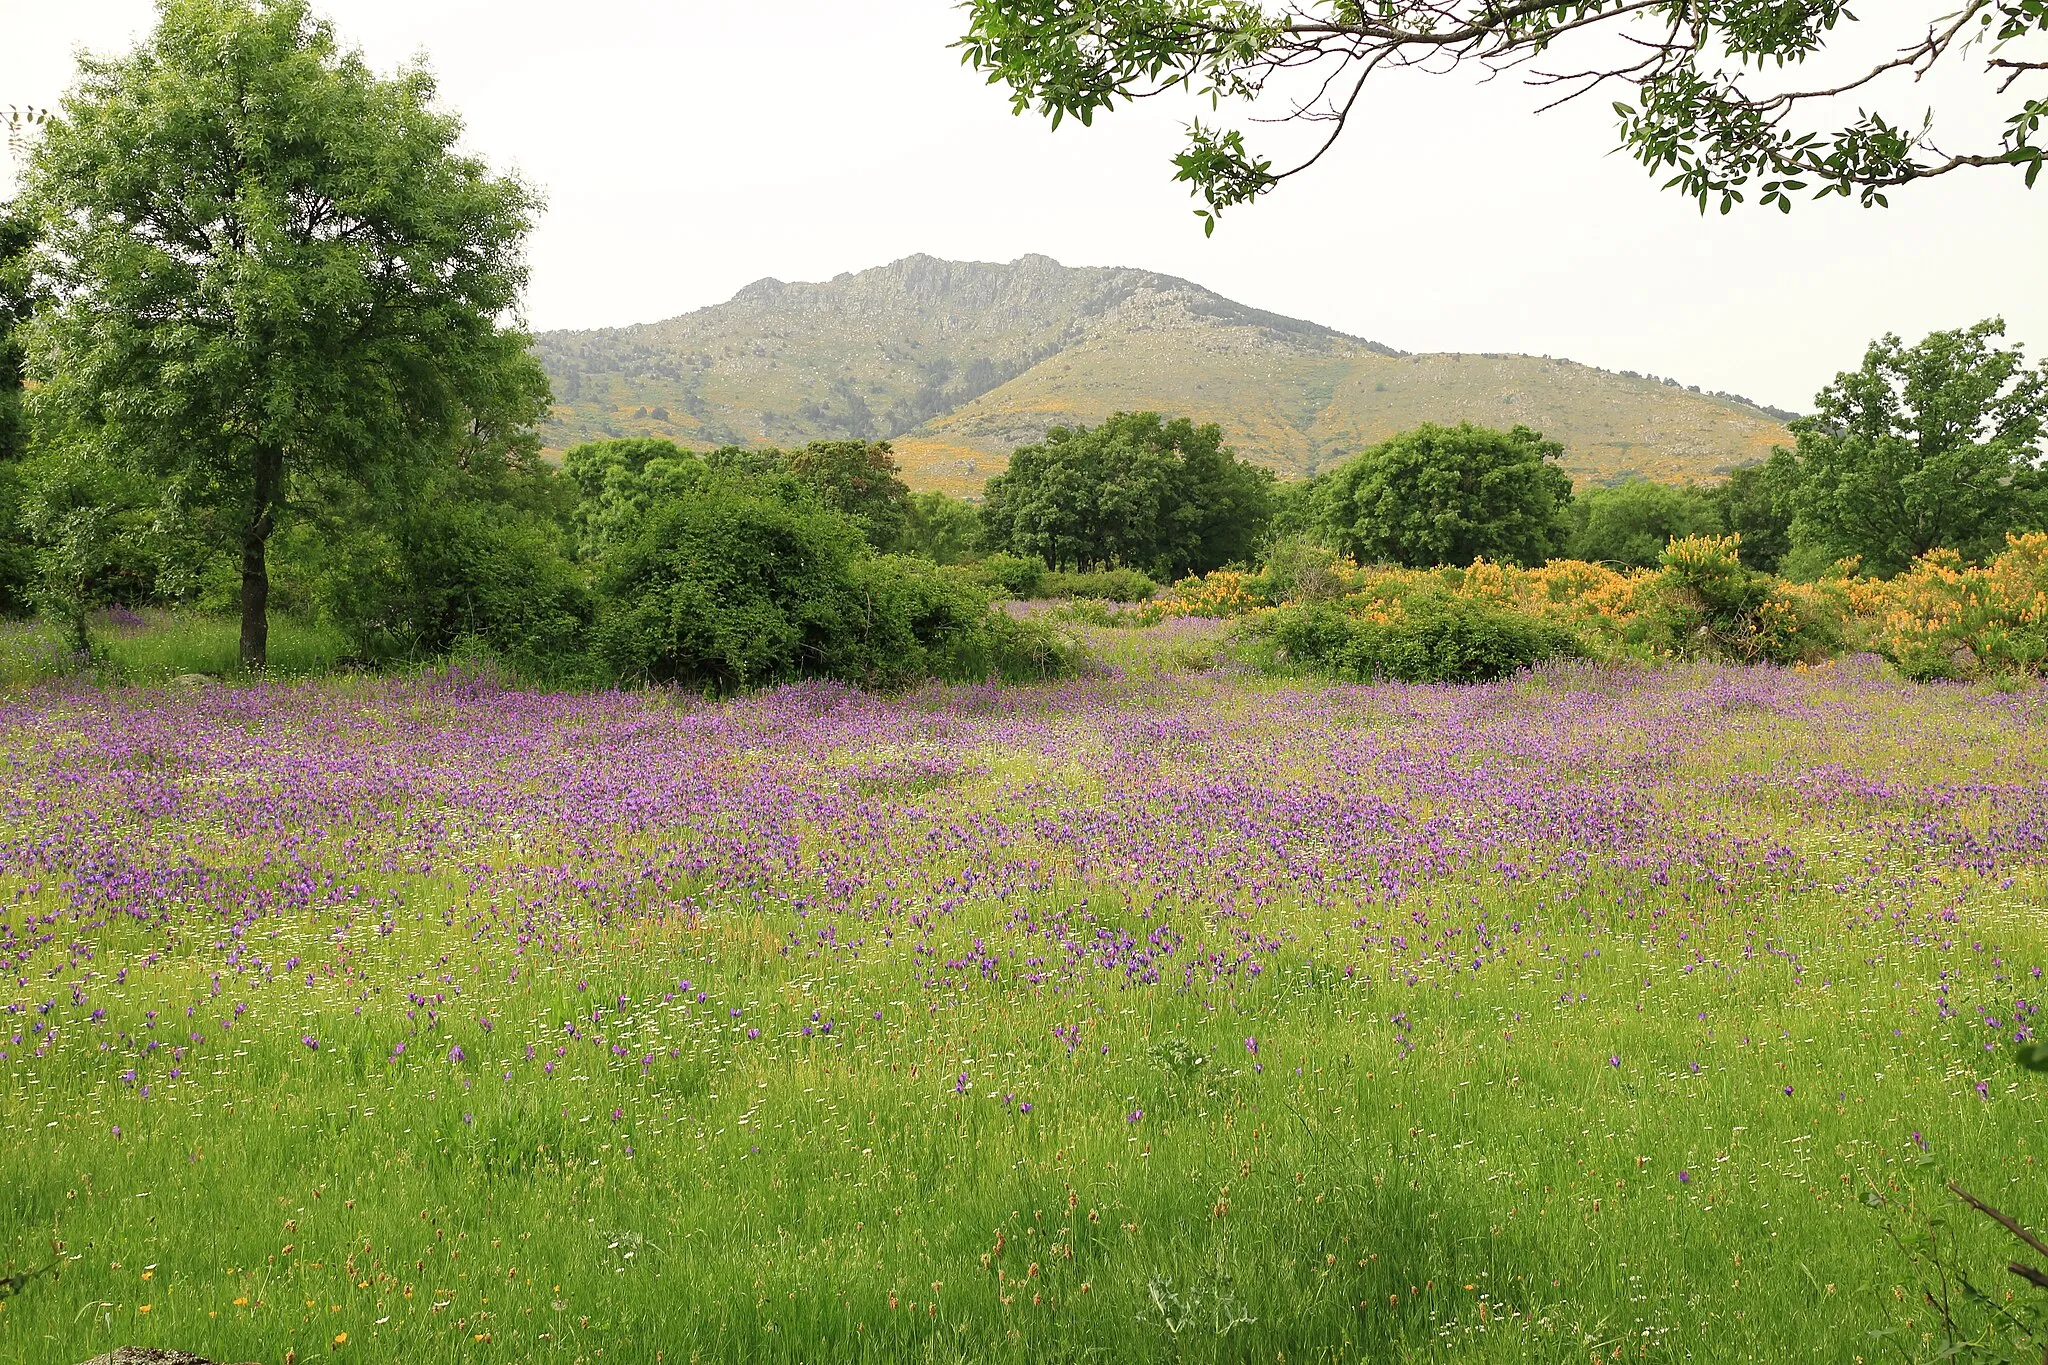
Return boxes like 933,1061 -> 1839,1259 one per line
533,255 -> 1793,493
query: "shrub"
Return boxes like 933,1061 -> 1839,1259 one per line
1650,534 -> 1839,665
292,501 -> 592,680
979,412 -> 1273,577
1038,566 -> 1157,602
1844,533 -> 2048,680
897,490 -> 982,564
1252,538 -> 1355,605
844,556 -> 1079,686
1569,480 -> 1720,569
594,483 -> 867,689
1253,593 -> 1584,683
970,553 -> 1047,599
593,485 -> 1076,691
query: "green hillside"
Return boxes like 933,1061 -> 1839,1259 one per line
533,254 -> 1795,494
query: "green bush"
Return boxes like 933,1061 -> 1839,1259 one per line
850,556 -> 1081,685
282,499 -> 591,680
969,553 -> 1047,599
1649,534 -> 1840,665
592,482 -> 1074,691
1254,594 -> 1584,683
1038,566 -> 1157,602
896,490 -> 982,564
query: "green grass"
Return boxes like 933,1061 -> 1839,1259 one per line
0,611 -> 354,688
0,657 -> 2043,1364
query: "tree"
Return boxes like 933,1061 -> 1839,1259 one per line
1711,450 -> 1802,573
1569,479 -> 1720,569
783,439 -> 912,550
20,0 -> 542,669
1311,423 -> 1573,568
1788,320 -> 2048,576
979,411 -> 1273,577
898,490 -> 984,564
0,205 -> 35,614
958,0 -> 2045,230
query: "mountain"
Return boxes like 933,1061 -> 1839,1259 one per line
532,254 -> 1796,495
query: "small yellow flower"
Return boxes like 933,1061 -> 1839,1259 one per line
333,1332 -> 347,1345
233,1296 -> 249,1306
137,1304 -> 152,1313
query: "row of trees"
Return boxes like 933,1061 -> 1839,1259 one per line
968,319 -> 2048,585
1569,321 -> 2048,578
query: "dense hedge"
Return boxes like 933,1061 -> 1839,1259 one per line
1253,593 -> 1585,683
592,477 -> 1073,691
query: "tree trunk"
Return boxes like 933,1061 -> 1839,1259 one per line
239,447 -> 282,673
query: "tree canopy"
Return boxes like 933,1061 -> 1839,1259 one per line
19,0 -> 543,669
979,411 -> 1274,578
1569,480 -> 1720,570
958,0 -> 2045,229
783,439 -> 912,549
1308,423 -> 1574,568
1787,319 -> 2048,576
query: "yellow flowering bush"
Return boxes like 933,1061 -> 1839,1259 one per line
1845,533 -> 2048,679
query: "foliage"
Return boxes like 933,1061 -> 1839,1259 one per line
1039,566 -> 1158,602
1308,423 -> 1574,569
957,0 -> 2046,231
1250,590 -> 1585,683
1569,479 -> 1721,569
969,552 -> 1049,598
592,478 -> 1071,692
897,489 -> 984,564
1712,451 -> 1802,574
1843,533 -> 2048,680
562,438 -> 717,561
20,0 -> 543,670
1250,538 -> 1354,606
282,494 -> 590,681
1649,534 -> 1839,664
14,451 -> 160,655
1789,320 -> 2048,577
0,207 -> 34,617
0,204 -> 32,468
784,440 -> 912,549
980,412 -> 1273,578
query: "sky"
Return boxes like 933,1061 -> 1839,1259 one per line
2,0 -> 2042,414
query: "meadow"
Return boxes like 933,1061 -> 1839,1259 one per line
0,630 -> 2044,1364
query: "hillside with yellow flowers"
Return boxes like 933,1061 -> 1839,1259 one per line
533,254 -> 1795,494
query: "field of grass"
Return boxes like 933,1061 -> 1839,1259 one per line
1,638 -> 2044,1364
0,612 -> 353,691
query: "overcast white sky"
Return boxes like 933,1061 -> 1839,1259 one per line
3,0 -> 2042,413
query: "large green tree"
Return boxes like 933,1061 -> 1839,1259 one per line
1569,480 -> 1720,569
1311,423 -> 1573,568
1710,450 -> 1803,574
960,2 -> 2044,229
1788,320 -> 2048,576
20,0 -> 543,669
784,440 -> 912,550
0,206 -> 35,614
980,411 -> 1273,577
